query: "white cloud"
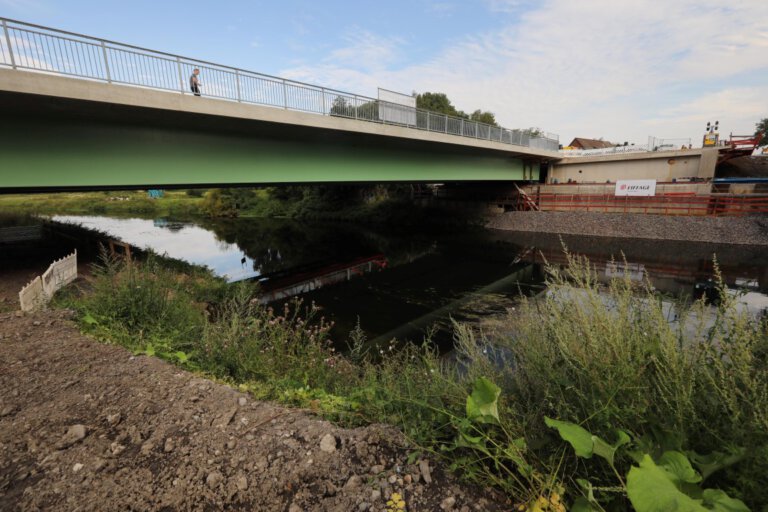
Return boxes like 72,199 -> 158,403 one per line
280,0 -> 768,145
483,0 -> 526,13
643,86 -> 768,138
281,28 -> 405,92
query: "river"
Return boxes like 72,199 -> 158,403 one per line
52,215 -> 768,348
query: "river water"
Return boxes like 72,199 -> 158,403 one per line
52,215 -> 768,348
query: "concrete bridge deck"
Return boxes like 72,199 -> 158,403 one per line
0,69 -> 552,192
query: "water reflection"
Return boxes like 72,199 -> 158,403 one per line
53,215 -> 260,282
50,215 -> 768,347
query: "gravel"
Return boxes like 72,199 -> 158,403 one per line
0,310 -> 510,511
487,211 -> 768,245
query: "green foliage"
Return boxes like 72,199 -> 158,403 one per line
548,418 -> 749,511
329,96 -> 379,120
450,253 -> 767,508
60,251 -> 220,360
415,92 -> 466,118
197,290 -> 347,391
466,377 -> 501,424
0,190 -> 203,217
626,455 -> 748,512
544,417 -> 596,458
523,127 -> 544,138
60,249 -> 768,510
201,188 -> 257,217
469,109 -> 498,126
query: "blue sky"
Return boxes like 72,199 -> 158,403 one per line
3,0 -> 767,145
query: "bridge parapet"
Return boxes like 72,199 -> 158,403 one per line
0,17 -> 558,151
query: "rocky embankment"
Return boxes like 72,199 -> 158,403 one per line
0,310 -> 507,512
488,211 -> 768,245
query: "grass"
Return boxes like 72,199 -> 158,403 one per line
0,187 -> 479,229
53,251 -> 768,511
0,190 -> 203,217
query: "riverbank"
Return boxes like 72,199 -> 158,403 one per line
2,248 -> 765,509
0,309 -> 505,511
488,211 -> 768,245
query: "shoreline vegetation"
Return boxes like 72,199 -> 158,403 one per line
0,186 -> 480,228
48,249 -> 766,511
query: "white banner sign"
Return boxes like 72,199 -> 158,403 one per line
615,179 -> 656,196
378,88 -> 416,127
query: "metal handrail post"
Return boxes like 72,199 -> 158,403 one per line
282,79 -> 288,109
176,56 -> 183,93
100,40 -> 111,83
235,70 -> 241,102
2,20 -> 16,69
321,88 -> 326,114
426,111 -> 430,131
354,95 -> 358,119
444,114 -> 447,133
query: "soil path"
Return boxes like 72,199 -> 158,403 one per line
0,310 -> 508,512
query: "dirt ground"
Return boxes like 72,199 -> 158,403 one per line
0,308 -> 510,511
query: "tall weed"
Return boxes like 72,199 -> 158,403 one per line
452,252 -> 768,508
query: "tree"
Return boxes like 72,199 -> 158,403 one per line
329,95 -> 379,121
522,127 -> 543,138
201,188 -> 255,217
755,117 -> 768,146
469,109 -> 498,127
415,92 -> 468,119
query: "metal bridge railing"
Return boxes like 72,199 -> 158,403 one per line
0,17 -> 559,152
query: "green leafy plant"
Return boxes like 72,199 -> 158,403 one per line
546,418 -> 749,511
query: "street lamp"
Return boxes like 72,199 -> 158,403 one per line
703,120 -> 719,146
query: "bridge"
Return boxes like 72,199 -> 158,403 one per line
0,18 -> 560,193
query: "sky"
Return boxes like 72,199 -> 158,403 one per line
2,0 -> 767,146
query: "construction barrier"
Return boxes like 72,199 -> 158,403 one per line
18,276 -> 45,312
18,250 -> 77,312
508,193 -> 768,216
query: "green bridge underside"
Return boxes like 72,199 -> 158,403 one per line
0,93 -> 536,192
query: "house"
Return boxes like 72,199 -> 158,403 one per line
568,138 -> 614,150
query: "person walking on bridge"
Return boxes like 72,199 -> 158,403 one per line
190,68 -> 201,96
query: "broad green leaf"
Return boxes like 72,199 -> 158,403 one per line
466,377 -> 500,424
144,343 -> 155,357
613,429 -> 631,449
701,489 -> 749,512
658,451 -> 702,484
689,449 -> 746,481
627,455 -> 708,512
82,313 -> 98,325
174,351 -> 188,363
458,431 -> 485,447
592,436 -> 616,465
544,417 -> 594,458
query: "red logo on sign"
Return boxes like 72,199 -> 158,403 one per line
620,184 -> 627,190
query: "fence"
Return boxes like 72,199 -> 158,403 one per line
560,137 -> 694,157
560,145 -> 650,157
18,250 -> 77,311
0,17 -> 559,151
507,193 -> 768,216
